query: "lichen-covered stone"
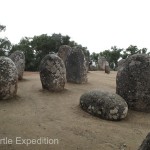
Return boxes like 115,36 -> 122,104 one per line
66,46 -> 87,84
116,54 -> 150,112
39,53 -> 66,92
57,45 -> 72,65
0,57 -> 18,100
9,50 -> 25,80
105,61 -> 110,74
138,132 -> 150,150
80,90 -> 128,121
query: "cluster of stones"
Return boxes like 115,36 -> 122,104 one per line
0,57 -> 18,100
39,53 -> 66,92
66,46 -> 87,84
116,54 -> 150,112
9,50 -> 25,80
57,45 -> 72,66
80,90 -> 128,121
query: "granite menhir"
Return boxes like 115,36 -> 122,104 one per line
116,54 -> 150,112
9,50 -> 25,80
66,46 -> 87,84
0,57 -> 18,100
57,45 -> 72,66
39,53 -> 66,92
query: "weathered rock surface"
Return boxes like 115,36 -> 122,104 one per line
66,46 -> 87,84
117,59 -> 126,70
98,56 -> 107,70
0,57 -> 18,100
105,61 -> 110,74
39,53 -> 66,92
9,50 -> 25,80
80,90 -> 128,121
116,54 -> 150,112
58,45 -> 72,65
138,132 -> 150,150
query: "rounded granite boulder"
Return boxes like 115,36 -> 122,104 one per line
116,54 -> 150,112
0,57 -> 18,100
80,90 -> 128,121
39,53 -> 66,92
9,50 -> 25,80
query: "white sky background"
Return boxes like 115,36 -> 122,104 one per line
0,0 -> 150,53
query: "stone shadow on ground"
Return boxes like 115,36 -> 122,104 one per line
0,95 -> 22,104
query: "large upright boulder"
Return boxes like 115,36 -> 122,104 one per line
9,51 -> 25,80
0,57 -> 18,100
105,61 -> 110,74
57,45 -> 72,65
80,90 -> 128,121
98,56 -> 107,70
116,54 -> 150,112
39,53 -> 66,92
66,46 -> 87,84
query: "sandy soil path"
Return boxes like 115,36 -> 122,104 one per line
0,71 -> 149,150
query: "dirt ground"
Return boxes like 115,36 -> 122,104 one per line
0,71 -> 150,150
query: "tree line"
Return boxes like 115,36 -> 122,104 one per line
91,45 -> 149,70
0,25 -> 90,71
0,24 -> 149,71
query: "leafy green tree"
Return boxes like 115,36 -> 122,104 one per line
126,45 -> 138,55
0,25 -> 11,56
121,45 -> 148,59
31,33 -> 71,70
121,51 -> 128,59
10,33 -> 88,71
110,46 -> 123,68
100,46 -> 123,69
90,52 -> 99,63
10,37 -> 35,71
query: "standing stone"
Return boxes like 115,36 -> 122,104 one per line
0,57 -> 18,100
138,133 -> 150,150
105,61 -> 110,74
39,53 -> 66,92
9,51 -> 25,80
98,56 -> 107,70
80,90 -> 128,121
116,54 -> 150,112
66,46 -> 87,84
57,45 -> 72,65
117,59 -> 126,70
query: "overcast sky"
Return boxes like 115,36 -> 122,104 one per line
0,0 -> 150,53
